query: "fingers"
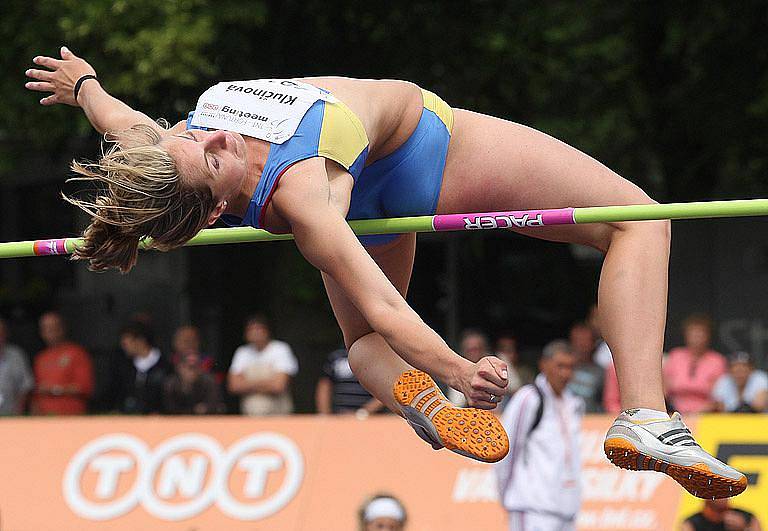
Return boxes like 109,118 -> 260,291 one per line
488,356 -> 509,381
40,95 -> 59,106
467,385 -> 503,405
60,46 -> 76,59
32,56 -> 63,69
25,68 -> 54,82
466,396 -> 498,410
25,81 -> 55,93
476,357 -> 508,387
471,377 -> 506,396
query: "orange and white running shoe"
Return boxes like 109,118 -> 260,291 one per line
604,410 -> 747,499
393,369 -> 509,463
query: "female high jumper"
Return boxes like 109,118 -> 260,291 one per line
25,46 -> 746,498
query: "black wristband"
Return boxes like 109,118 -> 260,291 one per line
74,74 -> 98,102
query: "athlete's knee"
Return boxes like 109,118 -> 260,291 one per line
345,330 -> 375,352
638,217 -> 671,248
347,332 -> 377,373
589,197 -> 670,254
602,198 -> 671,253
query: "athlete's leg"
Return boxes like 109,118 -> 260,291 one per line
323,233 -> 509,462
440,110 -> 668,411
440,109 -> 746,495
321,234 -> 416,414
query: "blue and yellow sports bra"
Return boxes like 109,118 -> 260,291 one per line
187,81 -> 453,245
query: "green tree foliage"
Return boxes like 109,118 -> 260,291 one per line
1,0 -> 767,197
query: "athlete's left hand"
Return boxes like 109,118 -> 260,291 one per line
25,46 -> 97,106
455,356 -> 509,409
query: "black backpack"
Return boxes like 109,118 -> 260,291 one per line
527,383 -> 545,436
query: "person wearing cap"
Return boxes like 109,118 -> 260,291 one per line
358,494 -> 407,531
711,352 -> 768,413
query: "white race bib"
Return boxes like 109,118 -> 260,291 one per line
190,79 -> 336,144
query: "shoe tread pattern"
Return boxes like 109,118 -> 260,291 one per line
394,370 -> 509,463
604,437 -> 747,499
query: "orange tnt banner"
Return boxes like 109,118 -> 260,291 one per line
0,416 -> 506,531
0,415 -> 715,531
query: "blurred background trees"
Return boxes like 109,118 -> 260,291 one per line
3,0 -> 767,197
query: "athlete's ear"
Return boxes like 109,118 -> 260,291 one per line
207,200 -> 228,226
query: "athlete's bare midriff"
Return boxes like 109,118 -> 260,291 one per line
298,77 -> 425,164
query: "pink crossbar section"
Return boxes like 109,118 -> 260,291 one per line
33,239 -> 69,256
432,208 -> 576,231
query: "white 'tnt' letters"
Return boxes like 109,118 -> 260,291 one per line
157,455 -> 208,499
90,455 -> 134,499
239,455 -> 284,498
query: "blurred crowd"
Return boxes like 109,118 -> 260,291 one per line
0,305 -> 766,418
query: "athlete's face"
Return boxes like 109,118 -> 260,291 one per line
164,129 -> 248,213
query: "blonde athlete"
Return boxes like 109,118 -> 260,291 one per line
25,47 -> 746,497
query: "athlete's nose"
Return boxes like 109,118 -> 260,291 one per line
203,130 -> 228,151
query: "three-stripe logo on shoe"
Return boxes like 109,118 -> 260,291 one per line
657,428 -> 699,447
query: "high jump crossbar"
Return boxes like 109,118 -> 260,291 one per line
1,198 -> 767,259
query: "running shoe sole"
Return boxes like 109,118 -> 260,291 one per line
394,370 -> 509,463
604,436 -> 748,499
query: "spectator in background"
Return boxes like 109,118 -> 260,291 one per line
682,498 -> 762,531
172,325 -> 215,374
495,340 -> 583,531
664,314 -> 726,413
316,347 -> 385,416
116,319 -> 170,414
587,303 -> 613,368
163,351 -> 224,414
228,314 -> 298,415
495,331 -> 534,393
567,321 -> 604,413
712,352 -> 768,413
446,329 -> 490,406
358,494 -> 407,531
0,317 -> 34,415
31,311 -> 93,415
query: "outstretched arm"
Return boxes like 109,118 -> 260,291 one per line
25,46 -> 180,135
272,158 -> 509,409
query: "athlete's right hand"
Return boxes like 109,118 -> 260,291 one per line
453,356 -> 509,409
25,46 -> 97,107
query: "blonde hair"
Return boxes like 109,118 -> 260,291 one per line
64,124 -> 215,273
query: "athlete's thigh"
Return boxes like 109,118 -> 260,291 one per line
322,233 -> 416,346
439,109 -> 658,248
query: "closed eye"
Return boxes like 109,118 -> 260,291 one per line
175,131 -> 215,178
